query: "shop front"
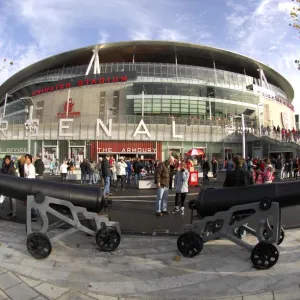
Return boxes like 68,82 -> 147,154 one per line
0,141 -> 29,159
95,141 -> 162,161
69,141 -> 86,168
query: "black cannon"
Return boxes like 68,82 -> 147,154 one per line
177,181 -> 300,270
0,174 -> 121,259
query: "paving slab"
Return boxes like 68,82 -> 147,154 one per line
34,283 -> 70,299
5,283 -> 39,300
1,221 -> 300,299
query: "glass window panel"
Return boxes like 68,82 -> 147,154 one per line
148,65 -> 155,76
141,64 -> 148,76
135,65 -> 142,75
168,65 -> 175,78
155,65 -> 161,78
198,68 -> 204,80
161,65 -> 167,77
192,67 -> 198,79
186,67 -> 192,78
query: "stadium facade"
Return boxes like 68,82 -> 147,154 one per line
0,41 -> 297,167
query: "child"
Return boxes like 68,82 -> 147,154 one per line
173,163 -> 189,215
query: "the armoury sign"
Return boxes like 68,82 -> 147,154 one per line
31,71 -> 137,97
0,118 -> 184,139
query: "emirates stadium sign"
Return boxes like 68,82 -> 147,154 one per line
31,71 -> 136,97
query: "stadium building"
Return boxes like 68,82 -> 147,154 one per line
0,40 -> 297,167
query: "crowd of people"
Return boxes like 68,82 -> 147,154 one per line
241,123 -> 300,143
0,154 -> 44,220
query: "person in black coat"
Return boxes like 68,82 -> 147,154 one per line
223,156 -> 254,187
202,157 -> 210,181
80,159 -> 88,184
101,155 -> 111,196
1,155 -> 17,218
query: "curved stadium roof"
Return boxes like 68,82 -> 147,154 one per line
0,40 -> 294,102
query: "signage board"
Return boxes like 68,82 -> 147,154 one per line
31,71 -> 137,97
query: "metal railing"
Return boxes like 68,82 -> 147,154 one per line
9,62 -> 288,102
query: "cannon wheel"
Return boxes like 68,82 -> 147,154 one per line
263,226 -> 285,246
96,227 -> 120,252
177,231 -> 203,258
26,232 -> 52,259
251,241 -> 279,270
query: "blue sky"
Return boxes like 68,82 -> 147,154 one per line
0,0 -> 299,110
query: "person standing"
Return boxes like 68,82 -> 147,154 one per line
173,162 -> 189,215
49,160 -> 54,175
80,159 -> 88,184
126,159 -> 132,184
0,155 -> 17,218
211,157 -> 217,178
89,160 -> 97,184
24,154 -> 39,221
102,154 -> 112,197
60,161 -> 68,182
155,156 -> 175,217
116,157 -> 127,192
34,155 -> 45,179
263,158 -> 275,184
18,156 -> 25,178
275,155 -> 283,180
133,158 -> 142,187
293,158 -> 299,179
202,157 -> 210,181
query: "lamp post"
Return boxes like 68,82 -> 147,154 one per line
2,93 -> 13,119
20,97 -> 40,155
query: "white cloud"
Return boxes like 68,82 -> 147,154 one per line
98,31 -> 109,44
225,0 -> 300,112
157,28 -> 188,41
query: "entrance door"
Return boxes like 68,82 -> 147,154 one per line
70,147 -> 85,168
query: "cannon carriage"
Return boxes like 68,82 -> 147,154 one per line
177,181 -> 300,270
0,174 -> 121,259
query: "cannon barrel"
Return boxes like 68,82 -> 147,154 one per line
196,181 -> 300,218
0,174 -> 103,213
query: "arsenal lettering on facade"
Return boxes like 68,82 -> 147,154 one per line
32,76 -> 128,96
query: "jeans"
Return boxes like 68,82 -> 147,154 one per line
89,172 -> 97,184
156,186 -> 169,213
81,172 -> 87,184
116,175 -> 125,190
103,176 -> 110,196
135,173 -> 141,185
126,172 -> 132,183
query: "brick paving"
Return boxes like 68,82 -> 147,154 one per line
0,221 -> 300,299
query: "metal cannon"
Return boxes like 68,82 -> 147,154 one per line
0,174 -> 121,259
177,181 -> 300,270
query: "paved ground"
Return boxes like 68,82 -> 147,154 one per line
0,221 -> 300,299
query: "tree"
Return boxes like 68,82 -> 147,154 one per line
0,58 -> 13,73
290,0 -> 300,69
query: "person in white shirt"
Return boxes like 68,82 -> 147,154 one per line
24,154 -> 39,221
116,157 -> 127,191
60,161 -> 68,182
24,154 -> 36,179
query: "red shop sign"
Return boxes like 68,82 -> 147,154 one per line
97,141 -> 157,153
